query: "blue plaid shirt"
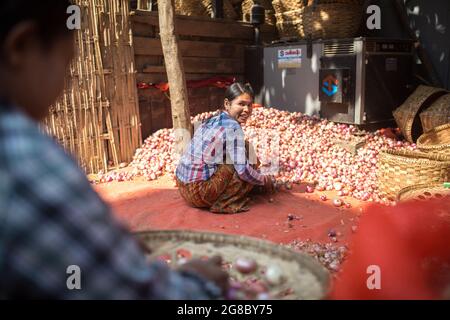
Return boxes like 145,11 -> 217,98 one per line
0,104 -> 220,299
176,112 -> 264,186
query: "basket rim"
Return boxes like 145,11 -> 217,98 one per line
380,148 -> 450,163
417,123 -> 450,140
416,122 -> 450,150
135,229 -> 330,292
396,183 -> 450,201
421,93 -> 450,113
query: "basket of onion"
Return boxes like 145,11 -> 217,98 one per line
136,230 -> 330,300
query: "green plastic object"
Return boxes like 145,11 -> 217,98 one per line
444,182 -> 450,189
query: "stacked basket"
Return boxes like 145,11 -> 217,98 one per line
419,93 -> 450,133
272,0 -> 305,38
272,0 -> 363,39
275,8 -> 306,38
393,85 -> 448,143
302,1 -> 364,39
376,149 -> 450,199
416,123 -> 450,156
241,0 -> 276,25
175,0 -> 238,19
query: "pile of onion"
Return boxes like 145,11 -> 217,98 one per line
97,108 -> 415,205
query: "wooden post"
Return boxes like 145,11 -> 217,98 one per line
158,0 -> 192,155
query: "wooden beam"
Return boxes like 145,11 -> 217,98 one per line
137,72 -> 236,84
131,10 -> 254,40
134,36 -> 246,58
141,56 -> 244,74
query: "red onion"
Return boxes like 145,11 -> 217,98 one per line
333,199 -> 343,207
235,258 -> 258,274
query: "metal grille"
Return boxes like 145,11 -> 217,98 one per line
323,41 -> 355,56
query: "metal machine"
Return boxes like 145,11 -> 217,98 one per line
263,37 -> 415,125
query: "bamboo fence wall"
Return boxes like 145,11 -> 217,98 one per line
44,0 -> 141,174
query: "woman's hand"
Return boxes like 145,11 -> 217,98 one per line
263,175 -> 275,194
179,255 -> 229,295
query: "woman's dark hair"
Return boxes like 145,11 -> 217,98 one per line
0,0 -> 73,47
224,82 -> 255,103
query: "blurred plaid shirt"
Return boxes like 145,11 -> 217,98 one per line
0,104 -> 220,299
176,111 -> 264,186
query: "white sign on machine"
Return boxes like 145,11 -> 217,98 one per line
278,48 -> 302,69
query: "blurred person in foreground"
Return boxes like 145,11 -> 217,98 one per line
0,0 -> 227,299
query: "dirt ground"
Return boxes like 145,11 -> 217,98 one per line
95,175 -> 369,246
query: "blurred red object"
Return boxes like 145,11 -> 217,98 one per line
330,198 -> 450,300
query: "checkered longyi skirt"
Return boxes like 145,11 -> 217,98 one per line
176,165 -> 254,214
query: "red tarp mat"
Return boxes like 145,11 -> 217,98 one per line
96,181 -> 365,244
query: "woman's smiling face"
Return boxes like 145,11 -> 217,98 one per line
224,93 -> 253,124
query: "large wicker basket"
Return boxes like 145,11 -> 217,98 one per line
275,9 -> 306,38
302,3 -> 363,39
241,0 -> 276,25
272,0 -> 363,14
393,85 -> 448,143
416,123 -> 450,155
377,149 -> 450,198
175,0 -> 238,19
175,0 -> 206,17
396,183 -> 450,203
135,230 -> 330,300
419,93 -> 450,132
273,0 -> 306,14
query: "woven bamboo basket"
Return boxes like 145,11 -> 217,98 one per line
275,9 -> 305,38
273,0 -> 306,13
276,20 -> 305,38
302,3 -> 363,39
377,149 -> 450,198
419,93 -> 450,132
393,85 -> 448,143
396,183 -> 450,203
273,0 -> 363,14
416,123 -> 450,155
175,0 -> 206,16
136,230 -> 330,299
175,0 -> 238,19
241,0 -> 276,25
275,8 -> 305,22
